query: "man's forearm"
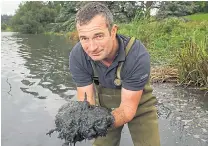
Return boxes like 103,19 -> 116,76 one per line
111,104 -> 136,128
86,96 -> 95,105
77,84 -> 96,105
77,95 -> 95,105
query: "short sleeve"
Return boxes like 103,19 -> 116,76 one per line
69,45 -> 93,87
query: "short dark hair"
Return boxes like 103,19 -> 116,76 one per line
75,2 -> 113,31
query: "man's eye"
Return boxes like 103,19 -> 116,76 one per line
95,35 -> 104,39
80,37 -> 88,41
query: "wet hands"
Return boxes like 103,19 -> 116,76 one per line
46,95 -> 114,145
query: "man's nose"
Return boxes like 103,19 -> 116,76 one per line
88,39 -> 98,52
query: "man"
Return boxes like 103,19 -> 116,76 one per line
69,2 -> 160,146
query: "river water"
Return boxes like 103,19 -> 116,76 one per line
1,32 -> 208,146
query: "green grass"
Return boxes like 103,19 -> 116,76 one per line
185,13 -> 208,21
176,37 -> 208,88
117,17 -> 208,89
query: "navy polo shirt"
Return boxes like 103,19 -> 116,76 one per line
69,34 -> 150,91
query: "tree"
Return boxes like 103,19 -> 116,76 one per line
156,1 -> 198,19
103,1 -> 139,22
52,1 -> 79,32
52,1 -> 140,32
1,14 -> 13,31
1,23 -> 7,30
1,14 -> 13,25
11,1 -> 58,34
193,1 -> 208,13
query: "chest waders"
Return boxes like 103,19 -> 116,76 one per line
91,37 -> 161,146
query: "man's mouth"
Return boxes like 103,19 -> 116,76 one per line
92,50 -> 102,56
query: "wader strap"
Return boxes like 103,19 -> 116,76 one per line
90,61 -> 101,106
90,61 -> 98,78
94,84 -> 101,106
114,37 -> 136,86
90,61 -> 99,84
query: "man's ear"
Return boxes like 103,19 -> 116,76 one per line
111,24 -> 118,38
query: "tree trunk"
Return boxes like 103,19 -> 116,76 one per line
145,1 -> 153,19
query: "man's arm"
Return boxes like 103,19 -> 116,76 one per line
111,40 -> 150,128
69,44 -> 95,105
77,83 -> 95,105
111,88 -> 143,128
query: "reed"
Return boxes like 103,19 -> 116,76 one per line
176,36 -> 208,89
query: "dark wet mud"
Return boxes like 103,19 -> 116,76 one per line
46,94 -> 114,145
153,83 -> 208,146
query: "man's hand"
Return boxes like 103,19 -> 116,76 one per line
47,98 -> 114,144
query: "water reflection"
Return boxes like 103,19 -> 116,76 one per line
2,32 -> 77,100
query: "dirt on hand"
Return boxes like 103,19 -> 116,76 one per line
46,94 -> 114,146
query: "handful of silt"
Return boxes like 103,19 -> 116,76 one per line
46,93 -> 114,146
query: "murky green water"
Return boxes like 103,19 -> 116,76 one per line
1,32 -> 208,146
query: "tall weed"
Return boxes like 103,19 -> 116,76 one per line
176,36 -> 208,88
118,17 -> 208,88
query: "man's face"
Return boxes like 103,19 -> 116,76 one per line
76,15 -> 117,61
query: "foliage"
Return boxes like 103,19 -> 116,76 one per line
176,37 -> 208,88
1,23 -> 7,30
118,17 -> 208,88
51,1 -> 140,32
156,1 -> 208,19
103,1 -> 139,22
51,2 -> 79,32
1,14 -> 13,31
194,1 -> 208,13
1,14 -> 13,25
156,1 -> 199,19
9,1 -> 208,34
11,1 -> 58,34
